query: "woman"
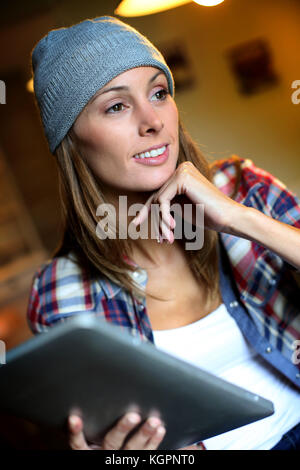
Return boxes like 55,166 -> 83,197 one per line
28,16 -> 300,450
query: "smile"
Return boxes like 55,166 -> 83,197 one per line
133,145 -> 169,166
133,144 -> 167,159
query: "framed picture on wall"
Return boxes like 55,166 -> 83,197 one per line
226,38 -> 279,95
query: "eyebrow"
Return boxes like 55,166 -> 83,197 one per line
90,70 -> 166,104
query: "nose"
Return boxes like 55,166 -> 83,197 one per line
137,102 -> 164,136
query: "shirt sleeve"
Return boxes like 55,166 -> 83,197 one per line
213,155 -> 300,276
27,256 -> 99,334
239,158 -> 300,270
247,162 -> 300,226
214,156 -> 300,225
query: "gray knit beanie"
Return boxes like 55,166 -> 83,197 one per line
32,16 -> 175,154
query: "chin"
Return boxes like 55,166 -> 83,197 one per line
144,175 -> 172,191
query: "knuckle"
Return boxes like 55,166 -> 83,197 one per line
154,194 -> 163,204
141,427 -> 152,437
178,161 -> 193,172
160,201 -> 170,210
142,418 -> 160,435
147,430 -> 166,450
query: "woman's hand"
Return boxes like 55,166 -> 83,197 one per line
68,412 -> 166,450
68,412 -> 201,450
131,161 -> 242,243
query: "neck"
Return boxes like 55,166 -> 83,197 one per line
130,237 -> 186,270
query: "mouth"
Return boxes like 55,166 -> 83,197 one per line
132,143 -> 168,160
133,144 -> 169,166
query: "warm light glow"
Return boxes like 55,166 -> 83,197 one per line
115,0 -> 225,17
26,78 -> 34,93
193,0 -> 224,6
115,0 -> 191,17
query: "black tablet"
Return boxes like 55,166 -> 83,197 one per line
0,316 -> 274,449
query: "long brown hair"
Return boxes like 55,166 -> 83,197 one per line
53,119 -> 239,305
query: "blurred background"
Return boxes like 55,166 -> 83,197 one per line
0,0 -> 300,352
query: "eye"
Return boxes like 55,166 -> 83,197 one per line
105,88 -> 169,114
151,88 -> 169,101
105,102 -> 125,114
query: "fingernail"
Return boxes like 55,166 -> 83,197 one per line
147,417 -> 160,429
69,416 -> 78,429
156,426 -> 166,436
127,413 -> 140,425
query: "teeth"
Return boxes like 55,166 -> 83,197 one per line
134,145 -> 166,159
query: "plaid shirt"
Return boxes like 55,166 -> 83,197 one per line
27,156 -> 300,388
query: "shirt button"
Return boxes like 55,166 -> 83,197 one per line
229,301 -> 239,308
266,346 -> 272,353
133,272 -> 139,278
296,373 -> 300,379
138,303 -> 145,310
269,279 -> 276,285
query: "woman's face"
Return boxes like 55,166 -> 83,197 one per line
72,66 -> 179,198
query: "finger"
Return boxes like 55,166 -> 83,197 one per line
132,194 -> 155,226
150,202 -> 172,243
169,213 -> 176,229
144,425 -> 166,450
68,415 -> 90,450
101,413 -> 141,450
151,203 -> 162,242
159,218 -> 172,243
159,202 -> 175,242
131,206 -> 149,227
123,416 -> 164,450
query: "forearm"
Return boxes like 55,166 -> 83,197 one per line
227,205 -> 300,271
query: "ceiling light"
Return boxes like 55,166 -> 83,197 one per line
194,0 -> 224,5
115,0 -> 224,17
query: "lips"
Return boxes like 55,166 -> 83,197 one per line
133,144 -> 169,166
133,143 -> 169,158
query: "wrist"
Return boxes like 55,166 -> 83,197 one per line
225,203 -> 256,238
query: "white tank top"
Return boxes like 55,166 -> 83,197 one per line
153,303 -> 300,450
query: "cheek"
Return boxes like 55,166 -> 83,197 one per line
87,122 -> 128,157
82,132 -> 126,180
78,128 -> 113,164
